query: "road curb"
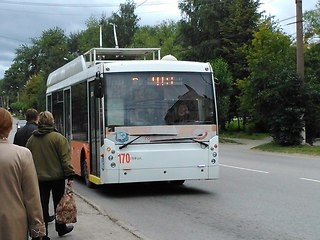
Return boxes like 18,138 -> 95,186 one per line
74,191 -> 152,240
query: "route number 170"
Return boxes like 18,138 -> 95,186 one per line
118,153 -> 131,164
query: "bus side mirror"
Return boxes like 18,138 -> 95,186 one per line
94,72 -> 104,98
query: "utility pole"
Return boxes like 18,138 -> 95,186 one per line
296,0 -> 306,144
296,0 -> 304,82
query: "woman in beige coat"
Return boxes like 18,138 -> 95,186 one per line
0,108 -> 45,240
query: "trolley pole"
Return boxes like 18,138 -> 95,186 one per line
99,24 -> 103,48
296,0 -> 306,144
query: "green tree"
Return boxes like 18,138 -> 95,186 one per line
304,43 -> 320,144
246,19 -> 304,145
108,0 -> 140,48
132,20 -> 183,58
245,19 -> 295,122
210,58 -> 233,131
303,1 -> 320,43
33,27 -> 69,78
76,1 -> 140,51
77,16 -> 102,52
2,27 -> 68,111
21,73 -> 46,110
178,0 -> 261,124
178,0 -> 224,61
178,0 -> 260,71
266,71 -> 305,146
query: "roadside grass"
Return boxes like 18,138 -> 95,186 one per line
253,142 -> 320,156
220,131 -> 268,140
220,131 -> 320,156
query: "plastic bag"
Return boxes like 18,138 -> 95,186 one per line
56,187 -> 77,224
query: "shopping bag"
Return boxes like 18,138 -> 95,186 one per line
56,187 -> 77,224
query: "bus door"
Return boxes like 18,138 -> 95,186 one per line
63,88 -> 71,141
88,81 -> 102,178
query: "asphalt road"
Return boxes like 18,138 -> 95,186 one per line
8,121 -> 320,240
73,141 -> 320,240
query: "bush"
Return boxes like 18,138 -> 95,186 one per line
10,101 -> 27,114
265,71 -> 305,146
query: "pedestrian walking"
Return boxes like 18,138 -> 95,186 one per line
0,107 -> 46,240
13,108 -> 39,147
26,111 -> 75,239
13,108 -> 55,223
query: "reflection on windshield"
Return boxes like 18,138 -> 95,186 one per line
105,72 -> 216,130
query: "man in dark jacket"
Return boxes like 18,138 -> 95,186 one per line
14,108 -> 39,147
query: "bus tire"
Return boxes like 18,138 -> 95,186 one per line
81,158 -> 95,188
170,180 -> 185,185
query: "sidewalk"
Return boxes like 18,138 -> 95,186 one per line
222,136 -> 273,149
46,193 -> 146,240
8,121 -> 146,240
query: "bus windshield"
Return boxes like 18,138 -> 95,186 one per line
105,72 -> 216,130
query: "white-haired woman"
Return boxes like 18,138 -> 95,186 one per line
0,107 -> 45,240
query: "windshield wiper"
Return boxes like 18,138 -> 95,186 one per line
150,137 -> 209,148
192,138 -> 209,148
119,133 -> 177,149
119,136 -> 141,149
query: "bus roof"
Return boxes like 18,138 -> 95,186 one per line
83,47 -> 161,64
46,47 -> 212,93
47,47 -> 161,88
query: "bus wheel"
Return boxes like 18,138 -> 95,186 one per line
170,180 -> 185,185
82,159 -> 94,188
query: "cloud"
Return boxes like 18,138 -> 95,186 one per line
0,0 -> 317,80
259,0 -> 317,35
0,0 -> 181,79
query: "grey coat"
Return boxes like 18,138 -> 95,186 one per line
0,139 -> 45,239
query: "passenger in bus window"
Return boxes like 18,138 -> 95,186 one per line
133,87 -> 145,102
165,102 -> 191,124
176,103 -> 191,123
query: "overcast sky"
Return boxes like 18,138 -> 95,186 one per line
0,0 -> 318,80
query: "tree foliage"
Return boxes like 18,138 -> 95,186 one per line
304,43 -> 320,144
245,19 -> 305,145
1,1 -> 139,111
303,1 -> 320,43
178,0 -> 261,126
245,19 -> 295,126
109,0 -> 140,48
210,58 -> 233,130
76,0 -> 139,51
267,71 -> 305,146
1,0 -> 320,145
178,0 -> 260,74
132,20 -> 183,58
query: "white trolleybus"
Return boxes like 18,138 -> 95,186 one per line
46,47 -> 219,187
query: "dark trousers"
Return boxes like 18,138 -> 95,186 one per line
39,179 -> 67,234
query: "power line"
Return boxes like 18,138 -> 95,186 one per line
0,0 -> 174,8
0,0 -> 176,17
279,16 -> 296,23
0,34 -> 29,43
0,1 -> 117,8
